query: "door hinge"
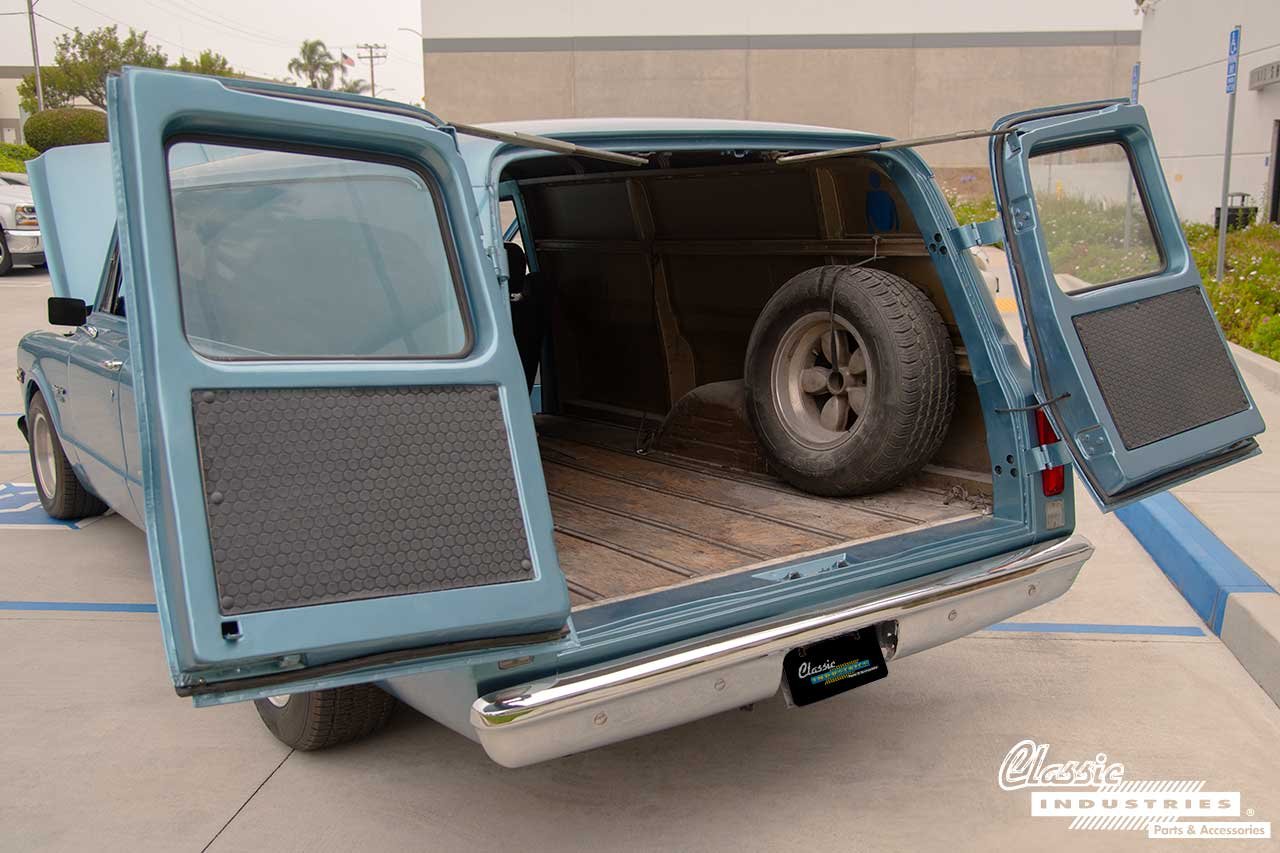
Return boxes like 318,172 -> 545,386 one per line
1028,443 -> 1073,471
949,218 -> 1005,250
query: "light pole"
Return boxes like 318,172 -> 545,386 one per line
398,27 -> 425,104
26,0 -> 44,111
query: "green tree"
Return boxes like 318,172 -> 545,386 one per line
287,39 -> 339,89
173,49 -> 242,78
17,67 -> 75,113
18,26 -> 167,113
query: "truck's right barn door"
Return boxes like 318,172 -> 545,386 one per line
990,101 -> 1265,510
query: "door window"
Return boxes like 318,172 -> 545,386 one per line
166,141 -> 471,359
1028,142 -> 1162,293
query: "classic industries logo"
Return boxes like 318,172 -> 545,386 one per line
998,739 -> 1271,840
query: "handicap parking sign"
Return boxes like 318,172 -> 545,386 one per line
1226,26 -> 1241,93
0,482 -> 101,529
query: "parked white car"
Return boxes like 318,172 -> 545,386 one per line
0,171 -> 44,274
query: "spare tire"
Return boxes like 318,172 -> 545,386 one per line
744,265 -> 956,497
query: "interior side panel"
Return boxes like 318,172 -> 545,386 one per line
646,170 -> 821,238
546,251 -> 668,412
515,155 -> 992,494
665,253 -> 817,386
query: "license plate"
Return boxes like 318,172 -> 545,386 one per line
783,629 -> 888,707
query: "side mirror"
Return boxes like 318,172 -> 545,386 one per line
48,297 -> 88,327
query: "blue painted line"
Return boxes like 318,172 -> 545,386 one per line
0,600 -> 157,613
988,621 -> 1203,637
0,412 -> 21,417
0,449 -> 27,454
1117,491 -> 1274,635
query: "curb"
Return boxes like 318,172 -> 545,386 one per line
1116,492 -> 1274,633
1118,491 -> 1280,705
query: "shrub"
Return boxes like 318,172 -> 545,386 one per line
22,108 -> 108,152
0,141 -> 39,173
1191,222 -> 1280,362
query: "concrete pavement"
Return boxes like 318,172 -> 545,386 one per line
4,268 -> 1279,850
1171,344 -> 1280,706
976,245 -> 1280,705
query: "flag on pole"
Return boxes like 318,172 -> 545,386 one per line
341,51 -> 355,68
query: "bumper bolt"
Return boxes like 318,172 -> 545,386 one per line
593,712 -> 607,727
947,609 -> 958,622
713,678 -> 726,692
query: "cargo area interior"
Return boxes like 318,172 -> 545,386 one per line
499,150 -> 995,607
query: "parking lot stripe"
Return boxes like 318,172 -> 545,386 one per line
985,622 -> 1204,636
0,600 -> 158,613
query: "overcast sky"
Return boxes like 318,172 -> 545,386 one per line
2,0 -> 426,104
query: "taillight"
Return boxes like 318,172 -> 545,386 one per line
1035,409 -> 1065,497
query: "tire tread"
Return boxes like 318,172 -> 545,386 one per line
255,685 -> 398,751
745,265 -> 957,496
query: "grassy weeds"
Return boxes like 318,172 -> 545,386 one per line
1036,194 -> 1162,287
946,192 -> 1280,361
1188,221 -> 1280,361
946,193 -> 997,227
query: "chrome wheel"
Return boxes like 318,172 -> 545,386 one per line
267,694 -> 291,708
769,311 -> 874,450
31,409 -> 58,499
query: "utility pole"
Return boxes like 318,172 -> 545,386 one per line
356,43 -> 387,98
1216,25 -> 1241,282
26,0 -> 44,111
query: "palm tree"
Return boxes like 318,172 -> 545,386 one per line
336,78 -> 369,94
287,39 -> 338,90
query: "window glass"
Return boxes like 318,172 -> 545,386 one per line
1028,142 -> 1162,292
97,243 -> 124,316
499,199 -> 522,247
167,141 -> 469,359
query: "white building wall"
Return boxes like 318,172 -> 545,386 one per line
1139,0 -> 1280,223
0,70 -> 29,145
420,1 -> 1141,167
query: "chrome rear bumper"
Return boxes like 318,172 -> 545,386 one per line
471,535 -> 1092,767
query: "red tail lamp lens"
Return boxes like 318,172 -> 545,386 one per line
1035,409 -> 1066,497
1041,465 -> 1065,497
1034,408 -> 1060,446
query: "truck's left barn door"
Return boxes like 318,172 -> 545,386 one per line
109,68 -> 570,702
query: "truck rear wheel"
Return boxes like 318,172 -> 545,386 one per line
253,686 -> 398,751
744,265 -> 956,496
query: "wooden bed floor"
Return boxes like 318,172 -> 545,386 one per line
537,416 -> 978,607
